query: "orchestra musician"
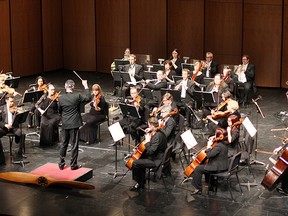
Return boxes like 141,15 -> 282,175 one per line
122,54 -> 144,96
191,61 -> 205,90
226,114 -> 242,158
234,54 -> 256,106
272,141 -> 288,195
0,94 -> 26,159
163,60 -> 177,84
35,84 -> 60,146
26,76 -> 48,129
202,52 -> 219,78
119,87 -> 145,145
223,67 -> 235,95
170,48 -> 184,76
58,79 -> 90,170
0,74 -> 21,105
111,48 -> 130,72
191,128 -> 229,195
80,84 -> 106,145
130,117 -> 167,191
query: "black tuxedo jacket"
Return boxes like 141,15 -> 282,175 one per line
123,63 -> 144,81
202,60 -> 219,78
244,64 -> 255,83
59,89 -> 91,129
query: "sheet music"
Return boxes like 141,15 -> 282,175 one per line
242,117 -> 257,137
181,130 -> 198,150
108,122 -> 125,142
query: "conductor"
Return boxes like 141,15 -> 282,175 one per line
58,79 -> 91,170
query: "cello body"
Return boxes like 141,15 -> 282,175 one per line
261,149 -> 288,191
184,149 -> 207,177
125,141 -> 146,170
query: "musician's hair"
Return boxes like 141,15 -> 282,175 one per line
162,92 -> 173,102
164,60 -> 173,69
161,105 -> 172,114
148,117 -> 159,127
171,48 -> 180,59
65,80 -> 75,89
92,84 -> 102,92
35,76 -> 45,85
227,100 -> 239,112
5,93 -> 14,101
182,68 -> 190,75
228,114 -> 239,125
222,89 -> 232,99
215,128 -> 228,140
130,54 -> 136,59
242,54 -> 249,60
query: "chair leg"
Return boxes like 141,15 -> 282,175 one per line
227,179 -> 235,201
9,136 -> 13,156
161,177 -> 168,193
236,173 -> 243,194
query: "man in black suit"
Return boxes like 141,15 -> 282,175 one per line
130,117 -> 167,191
122,54 -> 144,96
58,79 -> 91,170
0,94 -> 26,159
191,128 -> 229,195
202,52 -> 219,78
235,54 -> 256,105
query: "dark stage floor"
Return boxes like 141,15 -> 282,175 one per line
0,70 -> 288,216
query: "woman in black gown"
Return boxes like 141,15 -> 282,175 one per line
80,84 -> 106,144
35,84 -> 60,146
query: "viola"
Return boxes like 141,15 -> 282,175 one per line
49,92 -> 59,101
261,149 -> 288,191
184,136 -> 223,177
230,118 -> 243,131
94,94 -> 101,111
38,84 -> 48,92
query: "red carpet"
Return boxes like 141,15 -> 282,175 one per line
30,163 -> 93,182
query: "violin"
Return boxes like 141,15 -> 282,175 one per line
184,136 -> 223,177
0,85 -> 22,96
49,91 -> 59,101
230,118 -> 243,131
130,95 -> 141,108
38,84 -> 48,92
94,94 -> 101,111
9,105 -> 24,114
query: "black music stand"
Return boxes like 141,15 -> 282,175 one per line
140,88 -> 154,100
172,75 -> 183,84
23,90 -> 44,137
5,77 -> 20,88
12,110 -> 30,167
111,71 -> 122,87
193,91 -> 215,109
251,98 -> 265,166
160,89 -> 182,103
181,63 -> 194,71
114,59 -> 129,71
152,64 -> 164,72
144,71 -> 157,80
119,103 -> 141,119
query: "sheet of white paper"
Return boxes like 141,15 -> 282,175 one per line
242,117 -> 257,137
180,130 -> 198,150
108,122 -> 125,142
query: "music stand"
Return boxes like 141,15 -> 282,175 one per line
5,77 -> 20,88
114,59 -> 129,71
172,75 -> 183,84
12,110 -> 30,166
181,63 -> 194,71
111,71 -> 122,87
107,122 -> 126,178
140,88 -> 154,100
160,89 -> 181,103
119,103 -> 141,119
152,64 -> 164,72
23,90 -> 44,137
193,91 -> 215,109
203,78 -> 213,87
251,98 -> 265,166
144,71 -> 157,80
120,72 -> 133,84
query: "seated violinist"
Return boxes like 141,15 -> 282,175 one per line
35,84 -> 60,146
191,128 -> 229,195
272,140 -> 288,195
226,114 -> 242,158
79,84 -> 105,145
0,74 -> 21,105
0,94 -> 26,159
119,87 -> 145,145
26,76 -> 48,129
130,117 -> 167,191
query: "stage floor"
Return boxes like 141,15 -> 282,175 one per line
0,70 -> 287,216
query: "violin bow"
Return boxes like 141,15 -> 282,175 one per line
41,91 -> 61,116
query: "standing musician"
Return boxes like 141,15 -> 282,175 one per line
119,87 -> 145,145
170,48 -> 183,76
191,61 -> 205,90
58,79 -> 90,170
191,128 -> 229,195
0,94 -> 26,159
202,52 -> 219,78
122,54 -> 144,96
272,140 -> 288,195
130,117 -> 167,191
26,76 -> 48,129
35,84 -> 60,146
79,84 -> 106,145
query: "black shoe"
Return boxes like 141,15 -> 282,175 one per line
17,153 -> 27,159
129,183 -> 142,191
58,163 -> 65,170
71,164 -> 82,170
191,189 -> 202,195
276,188 -> 288,196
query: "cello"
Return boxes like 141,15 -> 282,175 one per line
184,136 -> 224,177
261,149 -> 288,191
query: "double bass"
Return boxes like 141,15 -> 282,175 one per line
261,149 -> 288,191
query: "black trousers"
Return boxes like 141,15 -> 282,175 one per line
0,127 -> 25,155
132,158 -> 157,187
59,128 -> 79,166
0,139 -> 5,165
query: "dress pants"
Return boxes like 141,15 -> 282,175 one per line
60,128 -> 79,166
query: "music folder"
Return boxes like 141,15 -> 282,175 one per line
160,89 -> 181,102
193,91 -> 215,103
111,71 -> 122,82
119,103 -> 140,118
120,72 -> 132,83
5,77 -> 20,88
12,110 -> 29,127
23,90 -> 44,103
114,59 -> 129,71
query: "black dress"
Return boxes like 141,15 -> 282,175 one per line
79,95 -> 106,144
36,94 -> 61,146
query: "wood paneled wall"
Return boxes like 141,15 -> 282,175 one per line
10,0 -> 43,76
0,0 -> 287,87
42,0 -> 63,71
0,0 -> 11,72
62,0 -> 96,71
